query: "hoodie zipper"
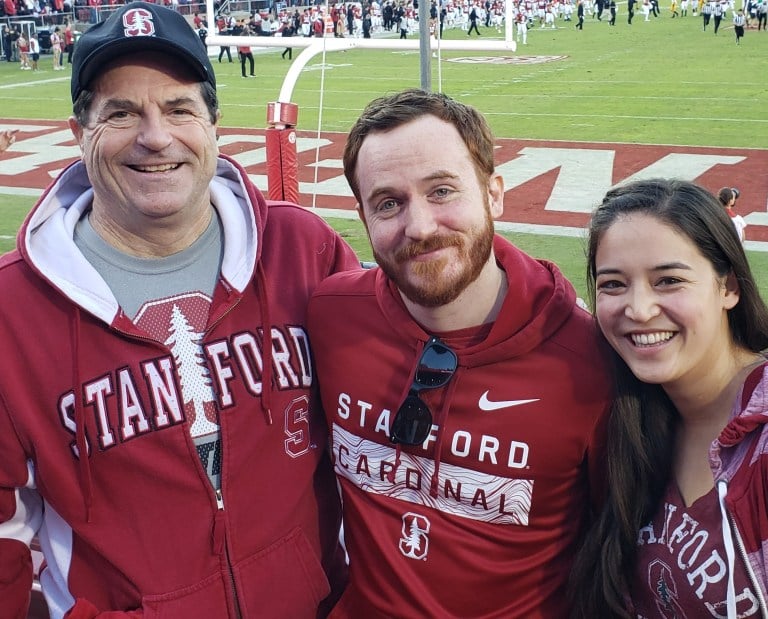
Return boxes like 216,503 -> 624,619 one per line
717,479 -> 768,618
117,296 -> 246,617
215,489 -> 243,619
211,293 -> 245,619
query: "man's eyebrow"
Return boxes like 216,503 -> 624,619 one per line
366,185 -> 399,203
99,98 -> 136,112
163,96 -> 200,108
99,96 -> 199,111
364,170 -> 461,203
423,170 -> 460,181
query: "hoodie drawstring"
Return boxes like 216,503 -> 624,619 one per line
429,371 -> 461,499
389,339 -> 428,484
71,305 -> 93,523
717,479 -> 737,619
255,262 -> 273,425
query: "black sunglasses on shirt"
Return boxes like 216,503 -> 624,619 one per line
389,336 -> 458,446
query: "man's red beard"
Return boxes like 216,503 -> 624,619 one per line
373,207 -> 495,308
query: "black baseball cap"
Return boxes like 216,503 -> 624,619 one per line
71,1 -> 215,102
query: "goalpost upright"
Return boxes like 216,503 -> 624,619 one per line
204,0 -> 517,201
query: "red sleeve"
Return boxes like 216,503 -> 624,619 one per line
262,200 -> 362,275
0,401 -> 37,619
586,399 -> 611,512
584,338 -> 614,513
0,538 -> 33,619
327,229 -> 361,275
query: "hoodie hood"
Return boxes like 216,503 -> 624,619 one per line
17,154 -> 265,327
374,234 -> 579,367
712,361 -> 768,479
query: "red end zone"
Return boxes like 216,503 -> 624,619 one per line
2,122 -> 766,242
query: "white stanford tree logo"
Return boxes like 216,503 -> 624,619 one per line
123,8 -> 155,37
399,512 -> 430,560
165,303 -> 219,437
134,293 -> 220,438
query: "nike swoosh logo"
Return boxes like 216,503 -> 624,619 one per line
478,391 -> 540,411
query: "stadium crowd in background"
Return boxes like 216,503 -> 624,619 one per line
2,0 -> 766,62
189,0 -> 768,45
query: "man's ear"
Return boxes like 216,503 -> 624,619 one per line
487,172 -> 505,219
356,203 -> 368,229
68,116 -> 84,152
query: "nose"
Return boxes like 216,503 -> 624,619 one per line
624,284 -> 660,323
135,111 -> 173,151
403,199 -> 439,241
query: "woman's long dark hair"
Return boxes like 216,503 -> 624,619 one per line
570,179 -> 768,618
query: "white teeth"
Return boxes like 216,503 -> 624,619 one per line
134,163 -> 179,172
630,331 -> 675,346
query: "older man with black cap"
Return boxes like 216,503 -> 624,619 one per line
0,3 -> 355,618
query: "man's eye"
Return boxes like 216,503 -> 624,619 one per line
377,199 -> 398,212
103,111 -> 135,125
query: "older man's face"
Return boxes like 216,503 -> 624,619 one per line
69,52 -> 219,252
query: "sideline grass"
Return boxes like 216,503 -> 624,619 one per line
0,15 -> 765,145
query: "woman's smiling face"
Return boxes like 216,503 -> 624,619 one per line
594,212 -> 740,391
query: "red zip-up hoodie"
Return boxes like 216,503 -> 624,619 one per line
0,155 -> 357,618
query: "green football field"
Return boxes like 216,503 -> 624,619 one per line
0,11 -> 766,300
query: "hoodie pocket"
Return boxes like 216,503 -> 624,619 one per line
234,527 -> 332,618
141,570 -> 230,619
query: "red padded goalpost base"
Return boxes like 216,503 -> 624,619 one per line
265,102 -> 300,204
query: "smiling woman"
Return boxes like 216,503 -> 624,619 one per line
594,211 -> 740,388
572,178 -> 768,619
